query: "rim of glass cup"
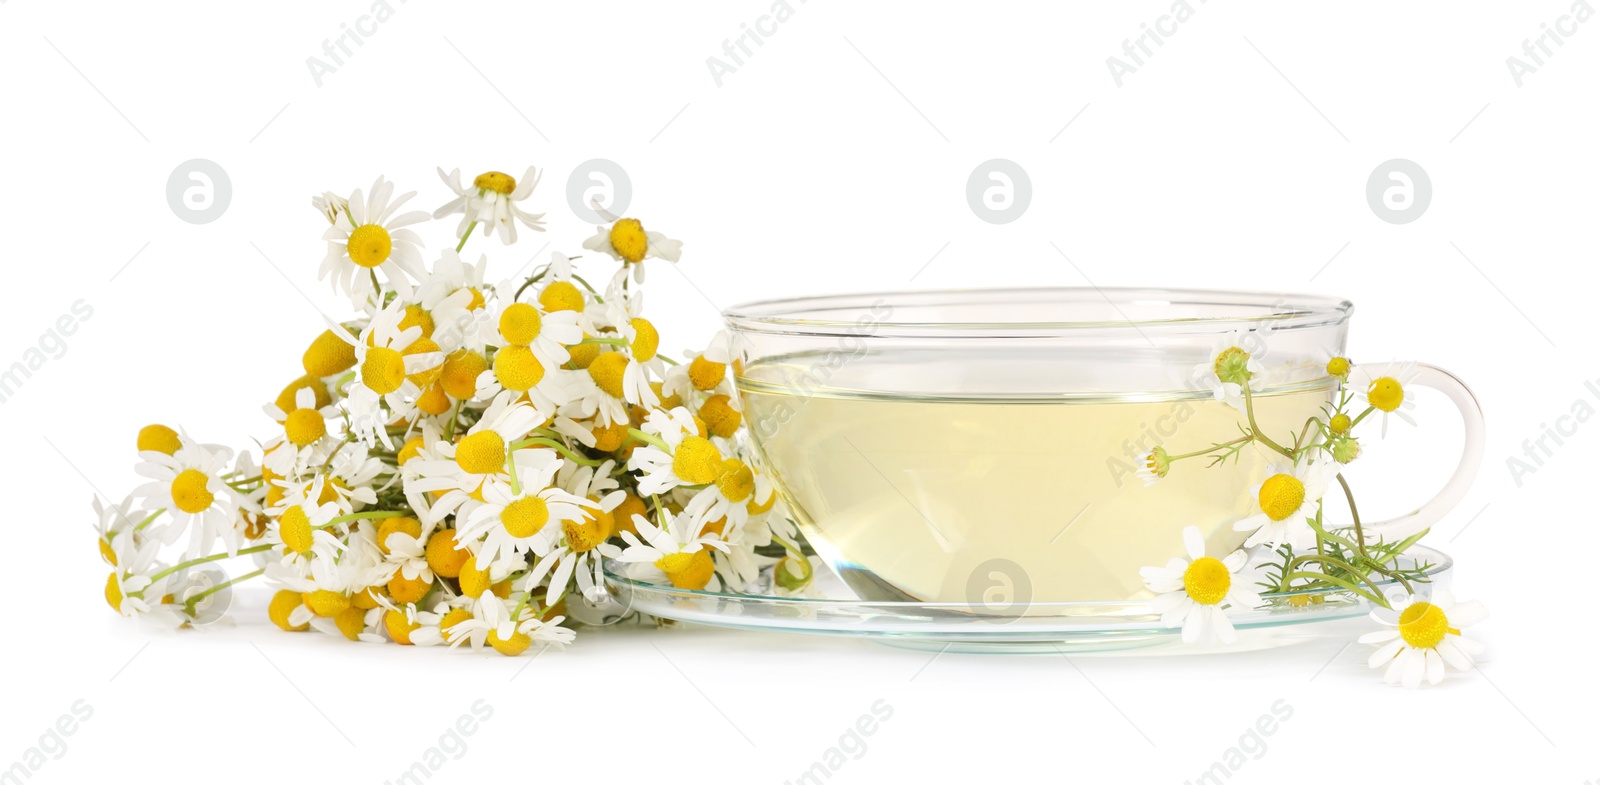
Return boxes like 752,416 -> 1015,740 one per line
722,286 -> 1353,338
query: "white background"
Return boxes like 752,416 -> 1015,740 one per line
3,0 -> 1597,782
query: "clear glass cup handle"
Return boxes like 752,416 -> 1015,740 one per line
1345,364 -> 1485,542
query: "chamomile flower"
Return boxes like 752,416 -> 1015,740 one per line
261,387 -> 338,476
433,167 -> 547,245
453,603 -> 576,656
685,457 -> 758,533
1232,457 -> 1340,550
1350,361 -> 1420,437
459,448 -> 597,569
618,508 -> 732,591
93,494 -> 144,566
266,546 -> 390,629
102,534 -> 169,618
320,176 -> 430,306
409,391 -> 545,507
334,302 -> 445,448
628,407 -> 723,495
1135,446 -> 1170,487
265,478 -> 344,573
1139,526 -> 1262,646
312,191 -> 349,225
134,438 -> 246,557
1360,590 -> 1488,688
582,216 -> 683,283
1192,325 -> 1271,413
487,296 -> 582,376
522,493 -> 624,604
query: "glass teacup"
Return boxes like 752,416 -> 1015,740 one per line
723,288 -> 1482,606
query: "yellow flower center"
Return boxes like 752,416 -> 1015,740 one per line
376,516 -> 422,554
1258,473 -> 1306,522
417,382 -> 452,416
656,549 -> 715,590
346,224 -> 393,268
699,394 -> 742,438
460,287 -> 487,311
1368,377 -> 1404,413
715,459 -> 755,503
562,513 -> 612,553
397,436 -> 426,465
403,337 -> 444,388
1182,556 -> 1231,605
1326,357 -> 1351,378
303,329 -> 357,377
1397,601 -> 1456,649
303,589 -> 350,618
592,420 -> 630,452
439,608 -> 474,638
1212,346 -> 1253,385
361,346 -> 407,394
98,537 -> 117,566
277,374 -> 332,414
335,607 -> 367,640
387,572 -> 431,604
399,304 -> 435,339
459,559 -> 493,598
104,572 -> 124,611
499,303 -> 543,345
137,424 -> 182,455
588,352 -> 629,399
269,589 -> 309,632
609,218 -> 649,264
492,345 -> 545,392
566,335 -> 601,369
673,436 -> 723,485
385,609 -> 419,644
488,629 -> 533,657
284,408 -> 326,447
1329,413 -> 1352,435
629,318 -> 659,362
278,506 -> 315,555
315,475 -> 349,507
539,281 -> 586,313
426,529 -> 470,578
502,496 -> 550,539
474,171 -> 517,195
688,356 -> 726,391
170,469 -> 215,514
455,430 -> 506,475
441,349 -> 489,400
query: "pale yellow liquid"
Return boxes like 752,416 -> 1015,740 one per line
741,359 -> 1333,605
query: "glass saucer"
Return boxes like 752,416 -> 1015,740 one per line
602,546 -> 1451,653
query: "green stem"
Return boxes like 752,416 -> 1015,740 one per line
627,428 -> 669,452
1242,385 -> 1293,458
138,510 -> 408,590
184,568 -> 265,613
456,221 -> 478,253
1348,405 -> 1377,430
509,437 -> 604,467
1282,570 -> 1388,607
133,509 -> 165,533
1167,435 -> 1252,462
576,337 -> 628,347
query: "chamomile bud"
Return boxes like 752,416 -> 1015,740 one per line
774,555 -> 813,591
1136,446 -> 1171,487
1331,436 -> 1362,464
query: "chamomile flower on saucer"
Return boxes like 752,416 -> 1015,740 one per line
458,448 -> 596,569
1360,590 -> 1488,688
134,438 -> 246,558
1351,361 -> 1420,437
433,166 -> 547,245
582,216 -> 683,283
628,406 -> 724,495
685,456 -> 758,533
618,508 -> 732,591
1233,457 -> 1340,550
319,176 -> 430,307
1138,526 -> 1262,646
1191,325 -> 1270,413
